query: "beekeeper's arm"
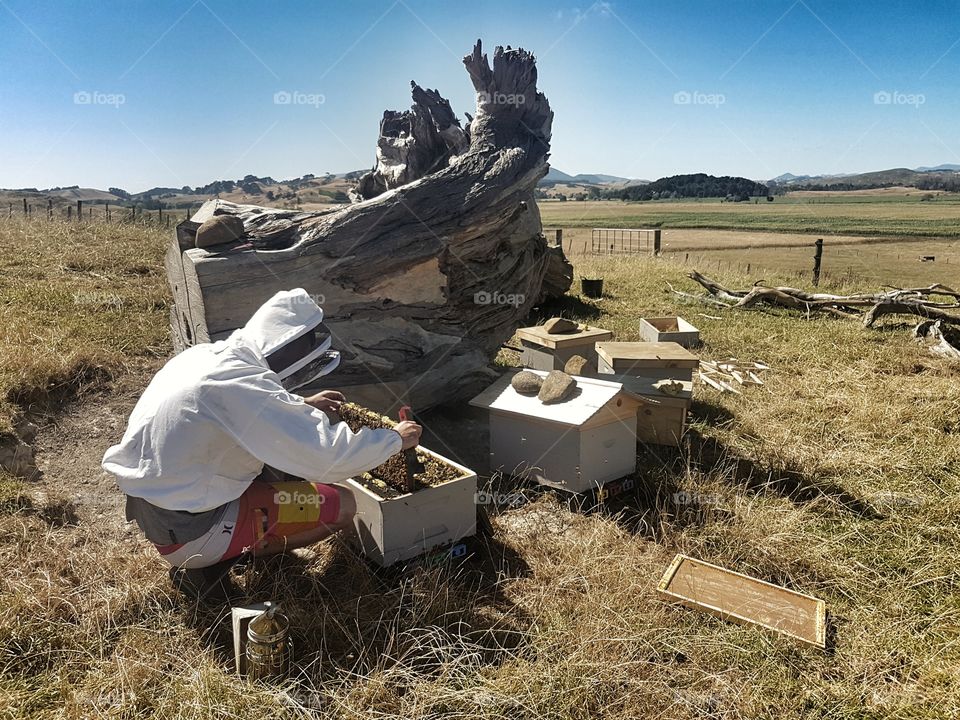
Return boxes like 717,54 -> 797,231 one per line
200,373 -> 402,483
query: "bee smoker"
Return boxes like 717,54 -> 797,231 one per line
245,602 -> 292,681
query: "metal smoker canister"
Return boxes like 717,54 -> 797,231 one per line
245,603 -> 291,681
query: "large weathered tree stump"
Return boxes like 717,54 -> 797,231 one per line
166,40 -> 557,412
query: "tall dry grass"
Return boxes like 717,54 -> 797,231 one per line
0,219 -> 958,718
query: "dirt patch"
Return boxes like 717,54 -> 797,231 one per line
31,359 -> 163,517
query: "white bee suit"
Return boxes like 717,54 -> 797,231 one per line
102,288 -> 401,513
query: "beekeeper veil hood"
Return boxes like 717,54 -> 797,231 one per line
239,288 -> 341,391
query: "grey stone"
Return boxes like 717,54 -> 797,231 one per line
511,370 -> 543,395
538,370 -> 576,404
195,215 -> 246,248
543,317 -> 579,334
563,354 -> 595,377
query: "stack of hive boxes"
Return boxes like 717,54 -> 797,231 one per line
515,323 -> 613,371
595,341 -> 699,446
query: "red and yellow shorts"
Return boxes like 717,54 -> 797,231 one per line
154,478 -> 341,569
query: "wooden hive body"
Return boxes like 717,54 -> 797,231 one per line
347,447 -> 477,567
638,316 -> 701,348
516,325 -> 613,371
470,370 -> 640,493
596,342 -> 698,446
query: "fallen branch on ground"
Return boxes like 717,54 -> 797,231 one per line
676,270 -> 960,360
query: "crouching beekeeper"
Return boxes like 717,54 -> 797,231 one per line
102,288 -> 421,590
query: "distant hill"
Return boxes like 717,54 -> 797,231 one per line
540,167 -> 633,187
0,171 -> 368,214
771,164 -> 960,189
914,164 -> 960,172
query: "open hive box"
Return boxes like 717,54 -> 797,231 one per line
638,316 -> 700,348
338,404 -> 477,566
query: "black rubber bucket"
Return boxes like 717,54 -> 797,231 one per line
581,277 -> 604,298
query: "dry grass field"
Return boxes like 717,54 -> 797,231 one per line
540,193 -> 960,238
542,194 -> 960,287
1,211 -> 959,718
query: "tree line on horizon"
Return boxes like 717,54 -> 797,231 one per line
604,173 -> 774,202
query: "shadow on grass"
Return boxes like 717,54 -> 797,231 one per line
179,531 -> 532,681
685,432 -> 882,520
591,428 -> 882,541
527,294 -> 604,323
688,399 -> 735,427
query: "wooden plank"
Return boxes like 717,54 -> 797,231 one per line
515,324 -> 613,350
657,554 -> 826,648
596,341 -> 699,369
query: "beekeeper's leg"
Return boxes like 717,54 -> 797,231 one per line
223,480 -> 357,559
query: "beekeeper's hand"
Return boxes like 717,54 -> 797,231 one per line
304,390 -> 345,420
394,420 -> 422,450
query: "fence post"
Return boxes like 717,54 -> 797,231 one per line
22,198 -> 27,216
652,229 -> 661,256
555,228 -> 562,247
812,238 -> 824,287
67,206 -> 72,220
47,198 -> 52,220
77,200 -> 82,221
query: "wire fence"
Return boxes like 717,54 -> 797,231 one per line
4,198 -> 195,227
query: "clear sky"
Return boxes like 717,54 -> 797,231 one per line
2,0 -> 959,191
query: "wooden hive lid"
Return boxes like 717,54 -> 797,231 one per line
596,341 -> 699,368
515,324 -> 614,349
469,369 -> 641,427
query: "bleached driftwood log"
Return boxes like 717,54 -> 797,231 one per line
914,320 -> 960,360
676,271 -> 960,359
166,40 -> 556,412
351,82 -> 469,202
683,271 -> 960,324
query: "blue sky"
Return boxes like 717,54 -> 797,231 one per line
2,0 -> 959,191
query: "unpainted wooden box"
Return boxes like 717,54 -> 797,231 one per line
347,448 -> 477,567
470,370 -> 641,494
596,341 -> 699,383
602,374 -> 693,447
638,316 -> 700,347
516,324 -> 613,371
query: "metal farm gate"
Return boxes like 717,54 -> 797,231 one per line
591,228 -> 661,255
